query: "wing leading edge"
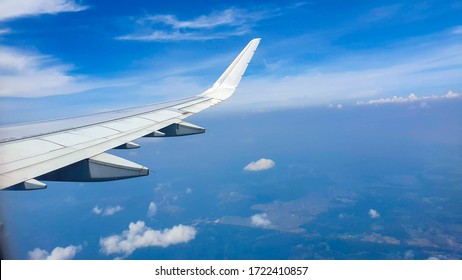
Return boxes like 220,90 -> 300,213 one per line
0,38 -> 261,190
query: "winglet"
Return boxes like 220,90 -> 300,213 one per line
200,38 -> 260,100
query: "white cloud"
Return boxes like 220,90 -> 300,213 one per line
118,30 -> 248,41
0,1 -> 92,98
147,202 -> 157,217
186,187 -> 192,194
0,0 -> 86,22
369,209 -> 381,219
91,206 -> 102,215
92,205 -> 123,216
356,91 -> 461,105
104,205 -> 123,216
427,255 -> 448,260
145,9 -> 254,29
0,46 -> 99,97
244,158 -> 275,172
28,245 -> 82,260
117,8 -> 267,41
99,221 -> 196,256
250,213 -> 272,228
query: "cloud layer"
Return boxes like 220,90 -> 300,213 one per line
357,91 -> 461,105
28,245 -> 82,260
244,158 -> 275,172
100,221 -> 196,256
222,34 -> 462,110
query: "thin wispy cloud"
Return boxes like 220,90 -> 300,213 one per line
145,9 -> 256,29
118,29 -> 248,42
92,205 -> 124,216
356,91 -> 461,105
244,158 -> 275,172
99,221 -> 196,257
361,4 -> 402,22
453,26 -> 462,34
28,245 -> 82,260
117,7 -> 269,41
0,0 -> 87,22
0,1 -> 94,98
0,46 -> 92,97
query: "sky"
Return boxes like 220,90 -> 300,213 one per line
0,0 -> 462,260
0,0 -> 461,123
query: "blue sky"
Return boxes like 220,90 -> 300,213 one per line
0,0 -> 461,123
1,0 -> 462,260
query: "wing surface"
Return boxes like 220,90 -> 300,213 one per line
0,38 -> 261,190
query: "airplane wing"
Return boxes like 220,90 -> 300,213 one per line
0,38 -> 261,190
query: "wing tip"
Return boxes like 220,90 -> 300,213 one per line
249,38 -> 261,48
209,38 -> 260,92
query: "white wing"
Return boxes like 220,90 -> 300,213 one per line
0,38 -> 261,190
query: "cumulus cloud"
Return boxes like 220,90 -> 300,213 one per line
0,0 -> 87,22
244,158 -> 275,172
250,213 -> 272,228
100,221 -> 196,256
28,245 -> 82,260
369,209 -> 381,219
147,202 -> 157,217
356,91 -> 461,105
92,205 -> 123,216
